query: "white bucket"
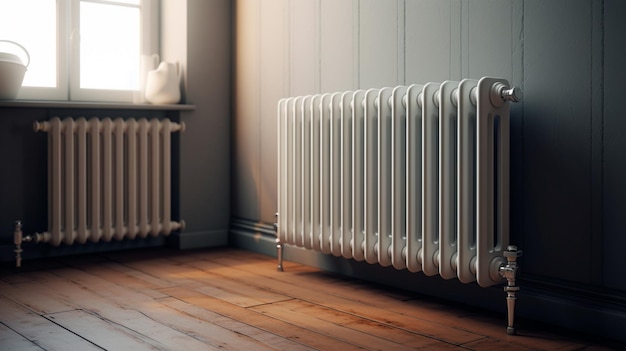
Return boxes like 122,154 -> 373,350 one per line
0,40 -> 30,100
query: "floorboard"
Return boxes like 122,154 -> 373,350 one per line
0,323 -> 43,351
0,298 -> 99,350
0,247 -> 623,351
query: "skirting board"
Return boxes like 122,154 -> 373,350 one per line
170,229 -> 229,250
229,219 -> 626,343
1,229 -> 228,265
0,236 -> 166,264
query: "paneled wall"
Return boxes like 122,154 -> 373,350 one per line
232,0 -> 626,340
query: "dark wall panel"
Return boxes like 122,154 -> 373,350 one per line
0,109 -> 48,243
522,0 -> 595,283
603,0 -> 626,291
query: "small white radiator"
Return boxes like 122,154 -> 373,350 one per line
276,77 -> 522,333
16,117 -> 184,249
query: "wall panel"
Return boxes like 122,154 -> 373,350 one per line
290,0 -> 319,96
259,0 -> 287,223
467,0 -> 515,80
603,0 -> 626,291
359,0 -> 399,88
320,0 -> 356,92
233,0 -> 262,220
405,0 -> 458,84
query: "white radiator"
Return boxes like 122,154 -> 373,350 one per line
276,77 -> 521,288
28,117 -> 185,246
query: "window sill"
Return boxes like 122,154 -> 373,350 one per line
0,100 -> 196,111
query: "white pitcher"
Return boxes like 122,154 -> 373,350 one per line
145,61 -> 181,104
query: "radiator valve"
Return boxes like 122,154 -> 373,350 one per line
13,220 -> 45,268
14,220 -> 40,267
499,245 -> 522,335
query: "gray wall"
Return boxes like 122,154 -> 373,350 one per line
231,0 -> 626,341
169,0 -> 232,248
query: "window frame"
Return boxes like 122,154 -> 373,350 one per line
16,0 -> 158,103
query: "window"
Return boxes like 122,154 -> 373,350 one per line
0,0 -> 157,102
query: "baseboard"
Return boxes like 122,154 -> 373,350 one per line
170,229 -> 229,250
229,218 -> 626,343
1,236 -> 166,265
0,228 -> 229,265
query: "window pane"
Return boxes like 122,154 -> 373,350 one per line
0,0 -> 57,87
80,1 -> 140,90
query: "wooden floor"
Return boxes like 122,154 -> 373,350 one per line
0,247 -> 622,351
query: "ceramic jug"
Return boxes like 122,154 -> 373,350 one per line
145,61 -> 180,104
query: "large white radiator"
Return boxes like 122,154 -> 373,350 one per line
276,77 -> 522,332
20,117 -> 184,247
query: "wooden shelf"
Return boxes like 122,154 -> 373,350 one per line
0,100 -> 196,111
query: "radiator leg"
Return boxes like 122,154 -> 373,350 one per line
274,213 -> 284,272
14,220 -> 23,268
276,237 -> 284,272
500,245 -> 522,335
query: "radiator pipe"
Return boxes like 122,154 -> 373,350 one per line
499,245 -> 522,335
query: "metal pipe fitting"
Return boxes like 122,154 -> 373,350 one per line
489,82 -> 522,107
501,86 -> 522,103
